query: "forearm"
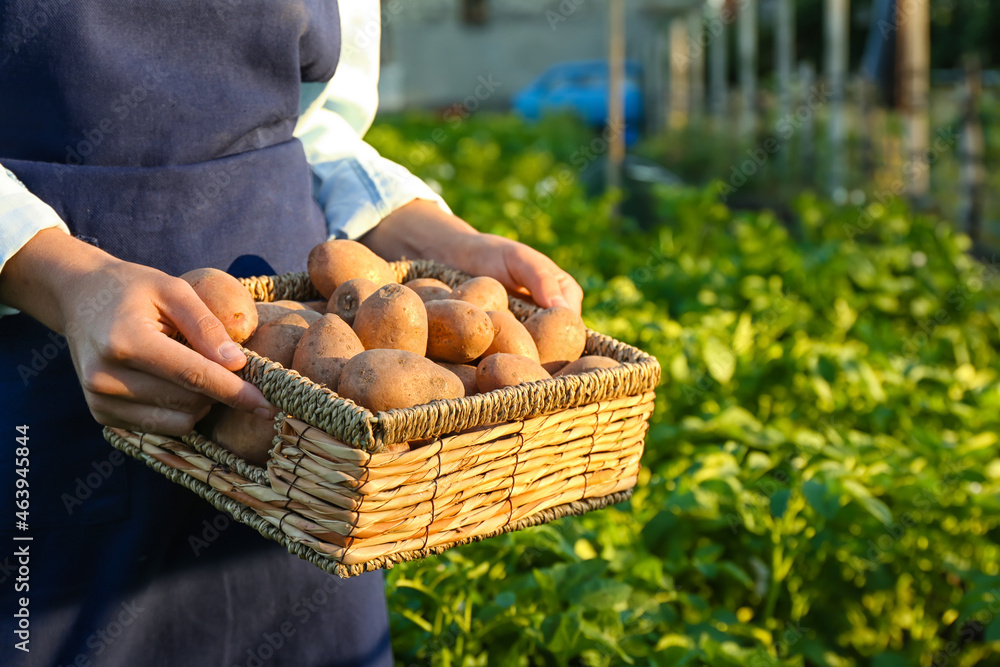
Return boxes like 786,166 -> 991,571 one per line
0,228 -> 115,333
359,198 -> 480,267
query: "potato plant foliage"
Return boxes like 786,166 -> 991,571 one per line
366,114 -> 1000,667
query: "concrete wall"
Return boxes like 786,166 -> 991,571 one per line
378,0 -> 659,111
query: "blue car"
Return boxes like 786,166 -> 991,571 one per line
512,60 -> 644,145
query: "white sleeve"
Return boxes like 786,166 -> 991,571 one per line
0,166 -> 71,316
295,0 -> 451,241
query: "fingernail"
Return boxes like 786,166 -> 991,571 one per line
551,296 -> 569,310
255,406 -> 277,420
220,342 -> 244,363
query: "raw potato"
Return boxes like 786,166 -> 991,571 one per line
482,310 -> 539,362
255,302 -> 294,326
352,284 -> 428,355
243,312 -> 313,367
451,276 -> 508,312
554,355 -> 620,377
291,314 -> 365,389
328,278 -> 379,326
435,362 -> 479,396
338,349 -> 465,413
202,404 -> 274,467
425,300 -> 495,363
292,309 -> 323,326
404,278 -> 452,303
523,307 -> 587,374
180,267 -> 258,343
302,300 -> 327,313
307,239 -> 395,298
476,353 -> 551,393
272,300 -> 308,311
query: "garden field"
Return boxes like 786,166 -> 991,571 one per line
366,113 -> 1000,667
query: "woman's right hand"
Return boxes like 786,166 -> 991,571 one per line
0,229 -> 274,436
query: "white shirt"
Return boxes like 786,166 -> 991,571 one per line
0,1 -> 447,315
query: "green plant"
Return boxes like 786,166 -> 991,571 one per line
367,112 -> 1000,667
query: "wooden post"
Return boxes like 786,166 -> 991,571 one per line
898,0 -> 930,203
858,75 -> 875,181
798,62 -> 815,185
774,0 -> 794,181
688,5 -> 706,119
774,0 -> 794,122
825,0 -> 849,196
669,17 -> 690,129
648,19 -> 667,134
959,58 -> 984,245
738,0 -> 757,138
708,0 -> 728,119
607,0 -> 626,193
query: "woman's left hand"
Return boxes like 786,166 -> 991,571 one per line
360,199 -> 584,314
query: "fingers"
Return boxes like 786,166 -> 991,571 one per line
159,279 -> 247,371
504,245 -> 584,315
128,335 -> 273,417
89,396 -> 213,437
81,366 -> 216,414
140,278 -> 274,416
556,272 -> 585,313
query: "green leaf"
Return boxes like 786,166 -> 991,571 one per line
704,336 -> 736,384
569,579 -> 633,610
494,591 -> 516,609
803,479 -> 841,519
843,479 -> 893,525
770,488 -> 791,518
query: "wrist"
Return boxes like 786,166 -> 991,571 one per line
363,198 -> 480,265
0,228 -> 120,332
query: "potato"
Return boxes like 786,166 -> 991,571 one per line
338,349 -> 465,412
435,362 -> 479,396
451,276 -> 508,312
328,278 -> 379,326
405,277 -> 451,290
291,314 -> 365,389
307,239 -> 395,298
404,278 -> 452,303
425,300 -> 495,363
180,267 -> 258,343
554,355 -> 620,377
255,302 -> 294,326
482,310 -> 539,362
201,404 -> 275,467
272,299 -> 308,311
291,308 -> 323,326
523,307 -> 587,374
352,284 -> 428,355
476,353 -> 551,393
244,312 -> 314,367
302,300 -> 327,313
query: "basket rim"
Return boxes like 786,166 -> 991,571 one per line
237,258 -> 661,452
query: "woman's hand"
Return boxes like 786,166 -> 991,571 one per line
360,199 -> 583,313
0,229 -> 274,436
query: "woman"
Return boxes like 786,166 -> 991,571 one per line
0,2 -> 582,665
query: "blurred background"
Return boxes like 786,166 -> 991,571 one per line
363,2 -> 1000,666
376,0 -> 998,249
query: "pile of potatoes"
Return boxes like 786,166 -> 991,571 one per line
181,240 -> 621,462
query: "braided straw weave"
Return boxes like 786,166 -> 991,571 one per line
103,259 -> 661,577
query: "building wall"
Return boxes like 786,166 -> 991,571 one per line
378,0 -> 659,111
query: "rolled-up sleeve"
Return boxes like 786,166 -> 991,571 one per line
0,166 -> 70,316
295,0 -> 450,242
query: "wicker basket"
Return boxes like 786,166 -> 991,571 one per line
103,259 -> 660,578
